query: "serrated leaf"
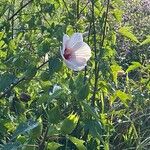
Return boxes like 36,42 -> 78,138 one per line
8,39 -> 17,51
112,8 -> 123,22
140,35 -> 150,45
68,135 -> 87,150
110,64 -> 122,86
0,73 -> 17,92
47,142 -> 62,150
116,90 -> 131,107
25,65 -> 37,78
110,90 -> 131,107
75,73 -> 84,89
11,119 -> 38,140
77,84 -> 89,100
2,142 -> 21,150
80,102 -> 99,121
84,120 -> 103,139
0,40 -> 5,48
49,57 -> 62,75
0,32 -> 4,40
126,62 -> 141,73
48,106 -> 61,124
118,26 -> 139,43
61,113 -> 79,134
37,89 -> 63,104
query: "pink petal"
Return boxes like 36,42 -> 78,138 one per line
64,57 -> 87,71
62,34 -> 70,54
66,33 -> 83,50
72,42 -> 91,61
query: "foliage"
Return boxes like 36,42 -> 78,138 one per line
0,0 -> 149,150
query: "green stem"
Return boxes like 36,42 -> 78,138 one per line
91,0 -> 98,107
65,135 -> 68,150
92,0 -> 110,107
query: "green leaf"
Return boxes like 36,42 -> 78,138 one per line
48,106 -> 61,124
118,26 -> 139,43
140,35 -> 150,45
38,38 -> 51,56
112,8 -> 123,22
37,88 -> 64,104
116,90 -> 131,107
110,90 -> 131,107
11,119 -> 38,140
0,40 -> 5,48
126,62 -> 141,73
0,32 -> 4,40
110,64 -> 122,85
75,73 -> 84,90
84,120 -> 103,139
47,142 -> 62,150
0,73 -> 16,92
25,65 -> 37,78
8,39 -> 17,51
69,78 -> 76,91
30,118 -> 42,139
61,113 -> 79,134
40,71 -> 50,81
80,102 -> 99,121
77,84 -> 89,100
68,135 -> 87,150
49,57 -> 62,75
2,142 -> 21,150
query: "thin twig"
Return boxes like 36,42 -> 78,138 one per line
91,0 -> 98,107
8,0 -> 33,21
79,1 -> 89,16
62,0 -> 70,14
38,126 -> 49,150
91,0 -> 110,107
77,0 -> 80,19
0,60 -> 49,99
1,0 -> 33,30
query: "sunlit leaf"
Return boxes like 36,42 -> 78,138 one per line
47,142 -> 62,150
80,102 -> 99,121
110,90 -> 132,107
118,26 -> 139,43
2,142 -> 21,150
112,8 -> 123,22
77,83 -> 89,100
61,113 -> 79,134
0,73 -> 16,92
140,35 -> 150,45
84,120 -> 103,139
11,119 -> 38,140
68,135 -> 87,150
110,64 -> 122,86
126,62 -> 141,73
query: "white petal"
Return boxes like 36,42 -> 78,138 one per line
64,57 -> 87,71
66,33 -> 83,49
72,42 -> 91,61
62,34 -> 70,54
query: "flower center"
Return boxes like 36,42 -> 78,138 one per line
64,48 -> 71,60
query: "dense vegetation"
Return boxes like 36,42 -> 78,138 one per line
0,0 -> 149,149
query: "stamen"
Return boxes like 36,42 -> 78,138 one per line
64,48 -> 71,60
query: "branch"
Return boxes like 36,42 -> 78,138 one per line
8,0 -> 33,21
91,0 -> 98,107
0,60 -> 49,99
1,0 -> 33,30
91,0 -> 110,107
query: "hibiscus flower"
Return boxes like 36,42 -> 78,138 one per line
60,33 -> 91,71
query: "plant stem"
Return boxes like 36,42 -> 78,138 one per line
91,0 -> 98,107
0,60 -> 49,99
92,0 -> 110,107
